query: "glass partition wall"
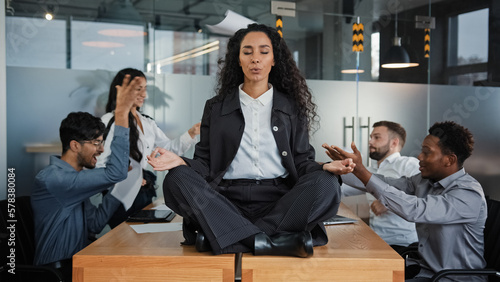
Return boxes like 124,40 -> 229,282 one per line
4,0 -> 500,205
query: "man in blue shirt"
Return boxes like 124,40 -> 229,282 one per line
31,75 -> 141,281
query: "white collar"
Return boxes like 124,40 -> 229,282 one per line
371,152 -> 401,169
238,83 -> 273,106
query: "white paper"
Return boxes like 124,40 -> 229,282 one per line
151,203 -> 172,211
205,10 -> 256,36
110,159 -> 143,210
130,222 -> 183,233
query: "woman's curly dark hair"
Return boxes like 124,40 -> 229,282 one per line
215,23 -> 319,132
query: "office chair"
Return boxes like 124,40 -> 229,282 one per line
429,198 -> 500,281
0,196 -> 64,282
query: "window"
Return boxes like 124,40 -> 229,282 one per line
447,8 -> 489,85
5,17 -> 224,75
71,21 -> 145,71
451,8 -> 489,66
6,17 -> 66,68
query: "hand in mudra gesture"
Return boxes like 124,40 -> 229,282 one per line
147,147 -> 186,171
322,159 -> 356,175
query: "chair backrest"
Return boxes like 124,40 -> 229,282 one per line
0,196 -> 37,265
1,196 -> 64,282
484,198 -> 500,273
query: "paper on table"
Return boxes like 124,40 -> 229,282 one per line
151,204 -> 172,210
110,159 -> 143,210
130,222 -> 183,233
205,10 -> 256,36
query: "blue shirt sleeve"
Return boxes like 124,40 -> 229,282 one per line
44,126 -> 130,206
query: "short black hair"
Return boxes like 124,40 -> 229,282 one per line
428,121 -> 474,167
60,112 -> 105,153
373,120 -> 407,148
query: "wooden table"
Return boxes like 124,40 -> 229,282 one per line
241,204 -> 404,281
72,212 -> 235,282
73,203 -> 403,281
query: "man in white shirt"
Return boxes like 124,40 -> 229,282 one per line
342,121 -> 419,252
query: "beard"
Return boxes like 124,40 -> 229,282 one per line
77,152 -> 97,169
369,143 -> 390,161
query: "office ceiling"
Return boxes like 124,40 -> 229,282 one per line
6,0 -> 442,37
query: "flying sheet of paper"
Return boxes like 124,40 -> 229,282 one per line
130,222 -> 183,234
206,10 -> 256,36
110,159 -> 143,210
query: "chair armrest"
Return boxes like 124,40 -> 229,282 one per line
430,268 -> 499,282
399,245 -> 422,261
400,247 -> 418,257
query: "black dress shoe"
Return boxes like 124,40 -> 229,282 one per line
254,231 -> 314,258
180,218 -> 197,245
195,231 -> 212,252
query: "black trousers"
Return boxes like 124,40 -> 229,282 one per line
162,166 -> 341,255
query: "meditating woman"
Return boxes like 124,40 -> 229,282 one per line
147,24 -> 354,257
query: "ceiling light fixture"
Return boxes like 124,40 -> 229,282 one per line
98,29 -> 147,37
341,69 -> 365,74
381,1 -> 419,69
155,41 -> 220,66
45,5 -> 55,21
81,41 -> 125,48
194,19 -> 203,33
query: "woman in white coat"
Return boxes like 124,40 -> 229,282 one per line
97,68 -> 200,228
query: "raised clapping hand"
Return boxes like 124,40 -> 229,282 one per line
113,74 -> 142,128
115,74 -> 142,111
147,147 -> 186,171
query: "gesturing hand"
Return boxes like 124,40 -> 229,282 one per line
323,159 -> 356,175
322,142 -> 363,168
371,200 -> 388,216
188,122 -> 201,138
147,147 -> 186,171
322,141 -> 372,185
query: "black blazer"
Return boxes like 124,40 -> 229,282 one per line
183,88 -> 322,189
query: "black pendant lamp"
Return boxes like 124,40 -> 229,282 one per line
381,3 -> 419,69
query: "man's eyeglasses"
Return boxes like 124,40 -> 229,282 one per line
80,139 -> 105,148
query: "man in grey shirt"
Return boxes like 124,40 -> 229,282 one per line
323,121 -> 487,282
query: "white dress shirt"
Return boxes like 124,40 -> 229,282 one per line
95,112 -> 197,209
97,112 -> 196,169
224,84 -> 287,180
342,152 -> 420,246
